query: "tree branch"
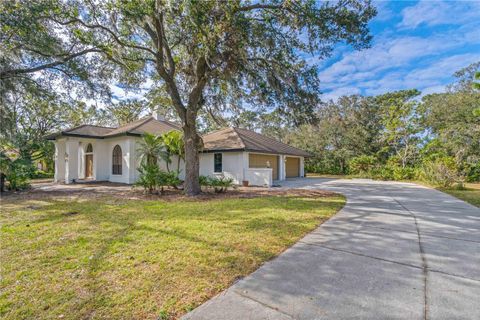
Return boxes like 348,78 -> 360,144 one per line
236,4 -> 284,12
50,17 -> 157,56
0,48 -> 102,79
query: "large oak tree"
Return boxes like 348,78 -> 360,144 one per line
2,0 -> 376,195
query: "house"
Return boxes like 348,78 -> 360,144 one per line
46,115 -> 309,186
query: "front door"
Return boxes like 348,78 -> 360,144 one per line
85,154 -> 93,178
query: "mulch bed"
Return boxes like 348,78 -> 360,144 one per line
0,181 -> 337,203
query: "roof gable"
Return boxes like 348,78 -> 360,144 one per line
47,116 -> 181,140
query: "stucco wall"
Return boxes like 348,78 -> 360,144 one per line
53,137 -> 305,185
199,151 -> 246,184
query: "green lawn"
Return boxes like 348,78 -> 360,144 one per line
439,183 -> 480,207
0,193 -> 344,319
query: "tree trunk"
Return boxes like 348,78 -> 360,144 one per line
0,173 -> 5,193
183,112 -> 201,196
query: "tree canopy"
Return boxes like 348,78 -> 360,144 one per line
21,0 -> 374,195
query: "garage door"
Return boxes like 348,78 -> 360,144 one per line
249,153 -> 279,180
286,157 -> 300,178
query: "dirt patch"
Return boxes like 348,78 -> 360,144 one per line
0,181 -> 337,204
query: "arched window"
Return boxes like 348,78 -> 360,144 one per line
112,145 -> 122,175
86,143 -> 93,153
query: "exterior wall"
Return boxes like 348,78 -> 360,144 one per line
159,155 -> 186,180
245,168 -> 272,186
53,136 -> 306,186
199,151 -> 246,184
248,153 -> 279,180
106,137 -> 138,184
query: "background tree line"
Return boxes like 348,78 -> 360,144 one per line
281,62 -> 480,186
1,1 -> 478,192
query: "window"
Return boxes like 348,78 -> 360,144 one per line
112,145 -> 122,175
86,143 -> 93,153
214,153 -> 222,173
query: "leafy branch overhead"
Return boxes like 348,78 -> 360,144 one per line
1,0 -> 377,195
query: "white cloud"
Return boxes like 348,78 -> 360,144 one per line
318,34 -> 462,87
362,53 -> 480,96
322,86 -> 361,101
398,0 -> 480,29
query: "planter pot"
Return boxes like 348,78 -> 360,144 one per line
242,180 -> 249,187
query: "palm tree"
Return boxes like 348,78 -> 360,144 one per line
161,131 -> 185,173
137,133 -> 170,167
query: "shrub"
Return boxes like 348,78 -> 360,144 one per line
348,155 -> 377,175
6,160 -> 31,191
199,175 -> 234,193
210,176 -> 234,193
369,166 -> 393,180
199,175 -> 211,187
464,161 -> 480,182
391,166 -> 416,180
31,169 -> 54,179
157,170 -> 182,193
135,163 -> 161,193
420,157 -> 459,188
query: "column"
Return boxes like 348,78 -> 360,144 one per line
126,138 -> 137,184
300,157 -> 305,177
279,155 -> 286,181
65,139 -> 79,184
54,141 -> 66,183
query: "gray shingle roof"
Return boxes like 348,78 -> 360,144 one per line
46,118 -> 309,157
46,117 -> 180,140
202,127 -> 310,157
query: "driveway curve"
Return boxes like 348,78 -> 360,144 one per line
184,178 -> 480,320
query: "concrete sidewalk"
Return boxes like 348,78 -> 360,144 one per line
183,178 -> 480,320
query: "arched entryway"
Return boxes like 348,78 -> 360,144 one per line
85,143 -> 94,178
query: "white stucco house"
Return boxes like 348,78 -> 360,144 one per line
46,115 -> 310,187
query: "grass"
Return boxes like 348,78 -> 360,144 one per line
439,183 -> 480,207
0,194 -> 344,319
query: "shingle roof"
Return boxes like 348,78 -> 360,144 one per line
103,117 -> 181,137
46,118 -> 309,157
46,116 -> 181,140
202,127 -> 310,157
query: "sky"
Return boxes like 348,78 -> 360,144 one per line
110,0 -> 480,103
318,0 -> 480,100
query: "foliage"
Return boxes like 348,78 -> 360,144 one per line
160,130 -> 185,172
136,133 -> 169,166
464,162 -> 480,183
348,155 -> 377,174
289,62 -> 480,187
419,157 -> 460,188
135,163 -> 161,194
0,145 -> 32,191
135,163 -> 182,194
31,170 -> 54,179
288,95 -> 383,174
41,0 -> 376,195
157,170 -> 182,193
474,72 -> 480,90
199,175 -> 234,193
107,100 -> 147,125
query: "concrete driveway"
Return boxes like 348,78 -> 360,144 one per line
183,178 -> 480,320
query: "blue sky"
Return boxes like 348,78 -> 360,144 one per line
318,0 -> 480,100
110,0 -> 480,103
